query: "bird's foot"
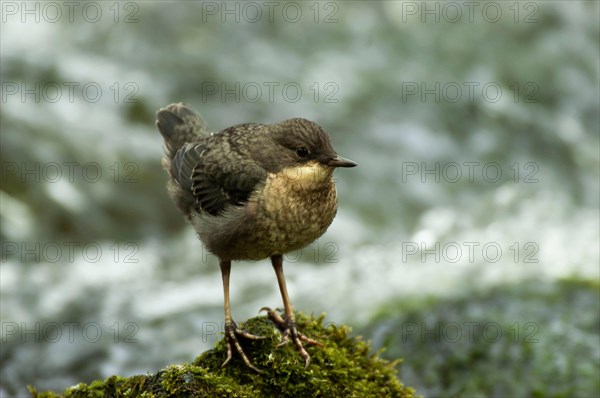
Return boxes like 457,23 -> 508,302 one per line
260,307 -> 324,367
222,320 -> 266,373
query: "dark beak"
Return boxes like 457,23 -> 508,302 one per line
326,155 -> 357,168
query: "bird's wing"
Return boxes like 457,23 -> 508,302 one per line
171,141 -> 267,216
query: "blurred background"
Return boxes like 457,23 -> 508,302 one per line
1,1 -> 598,397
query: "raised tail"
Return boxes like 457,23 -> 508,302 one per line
156,102 -> 208,160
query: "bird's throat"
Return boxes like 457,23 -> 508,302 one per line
278,162 -> 334,190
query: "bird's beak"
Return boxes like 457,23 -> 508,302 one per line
326,155 -> 357,168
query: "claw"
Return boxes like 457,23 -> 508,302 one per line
261,308 -> 323,367
222,321 -> 265,373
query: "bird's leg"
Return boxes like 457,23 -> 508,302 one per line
219,260 -> 265,373
261,255 -> 323,368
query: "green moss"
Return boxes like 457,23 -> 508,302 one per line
30,313 -> 416,398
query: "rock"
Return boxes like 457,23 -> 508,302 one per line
29,312 -> 416,398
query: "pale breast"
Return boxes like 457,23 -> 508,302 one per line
258,168 -> 338,254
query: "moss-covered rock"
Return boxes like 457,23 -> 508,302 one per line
29,313 -> 416,398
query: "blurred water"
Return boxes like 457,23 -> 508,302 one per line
1,1 -> 598,395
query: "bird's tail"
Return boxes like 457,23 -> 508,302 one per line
156,102 -> 208,160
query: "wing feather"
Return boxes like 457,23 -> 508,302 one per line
172,139 -> 267,216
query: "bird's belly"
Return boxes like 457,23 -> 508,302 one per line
259,184 -> 338,255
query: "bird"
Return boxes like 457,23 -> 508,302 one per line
156,102 -> 356,372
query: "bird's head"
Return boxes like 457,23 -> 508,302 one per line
253,118 -> 356,185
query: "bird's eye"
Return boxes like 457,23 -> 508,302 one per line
296,147 -> 310,158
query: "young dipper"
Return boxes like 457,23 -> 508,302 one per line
156,103 -> 356,372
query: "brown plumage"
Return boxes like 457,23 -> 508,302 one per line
156,103 -> 356,372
